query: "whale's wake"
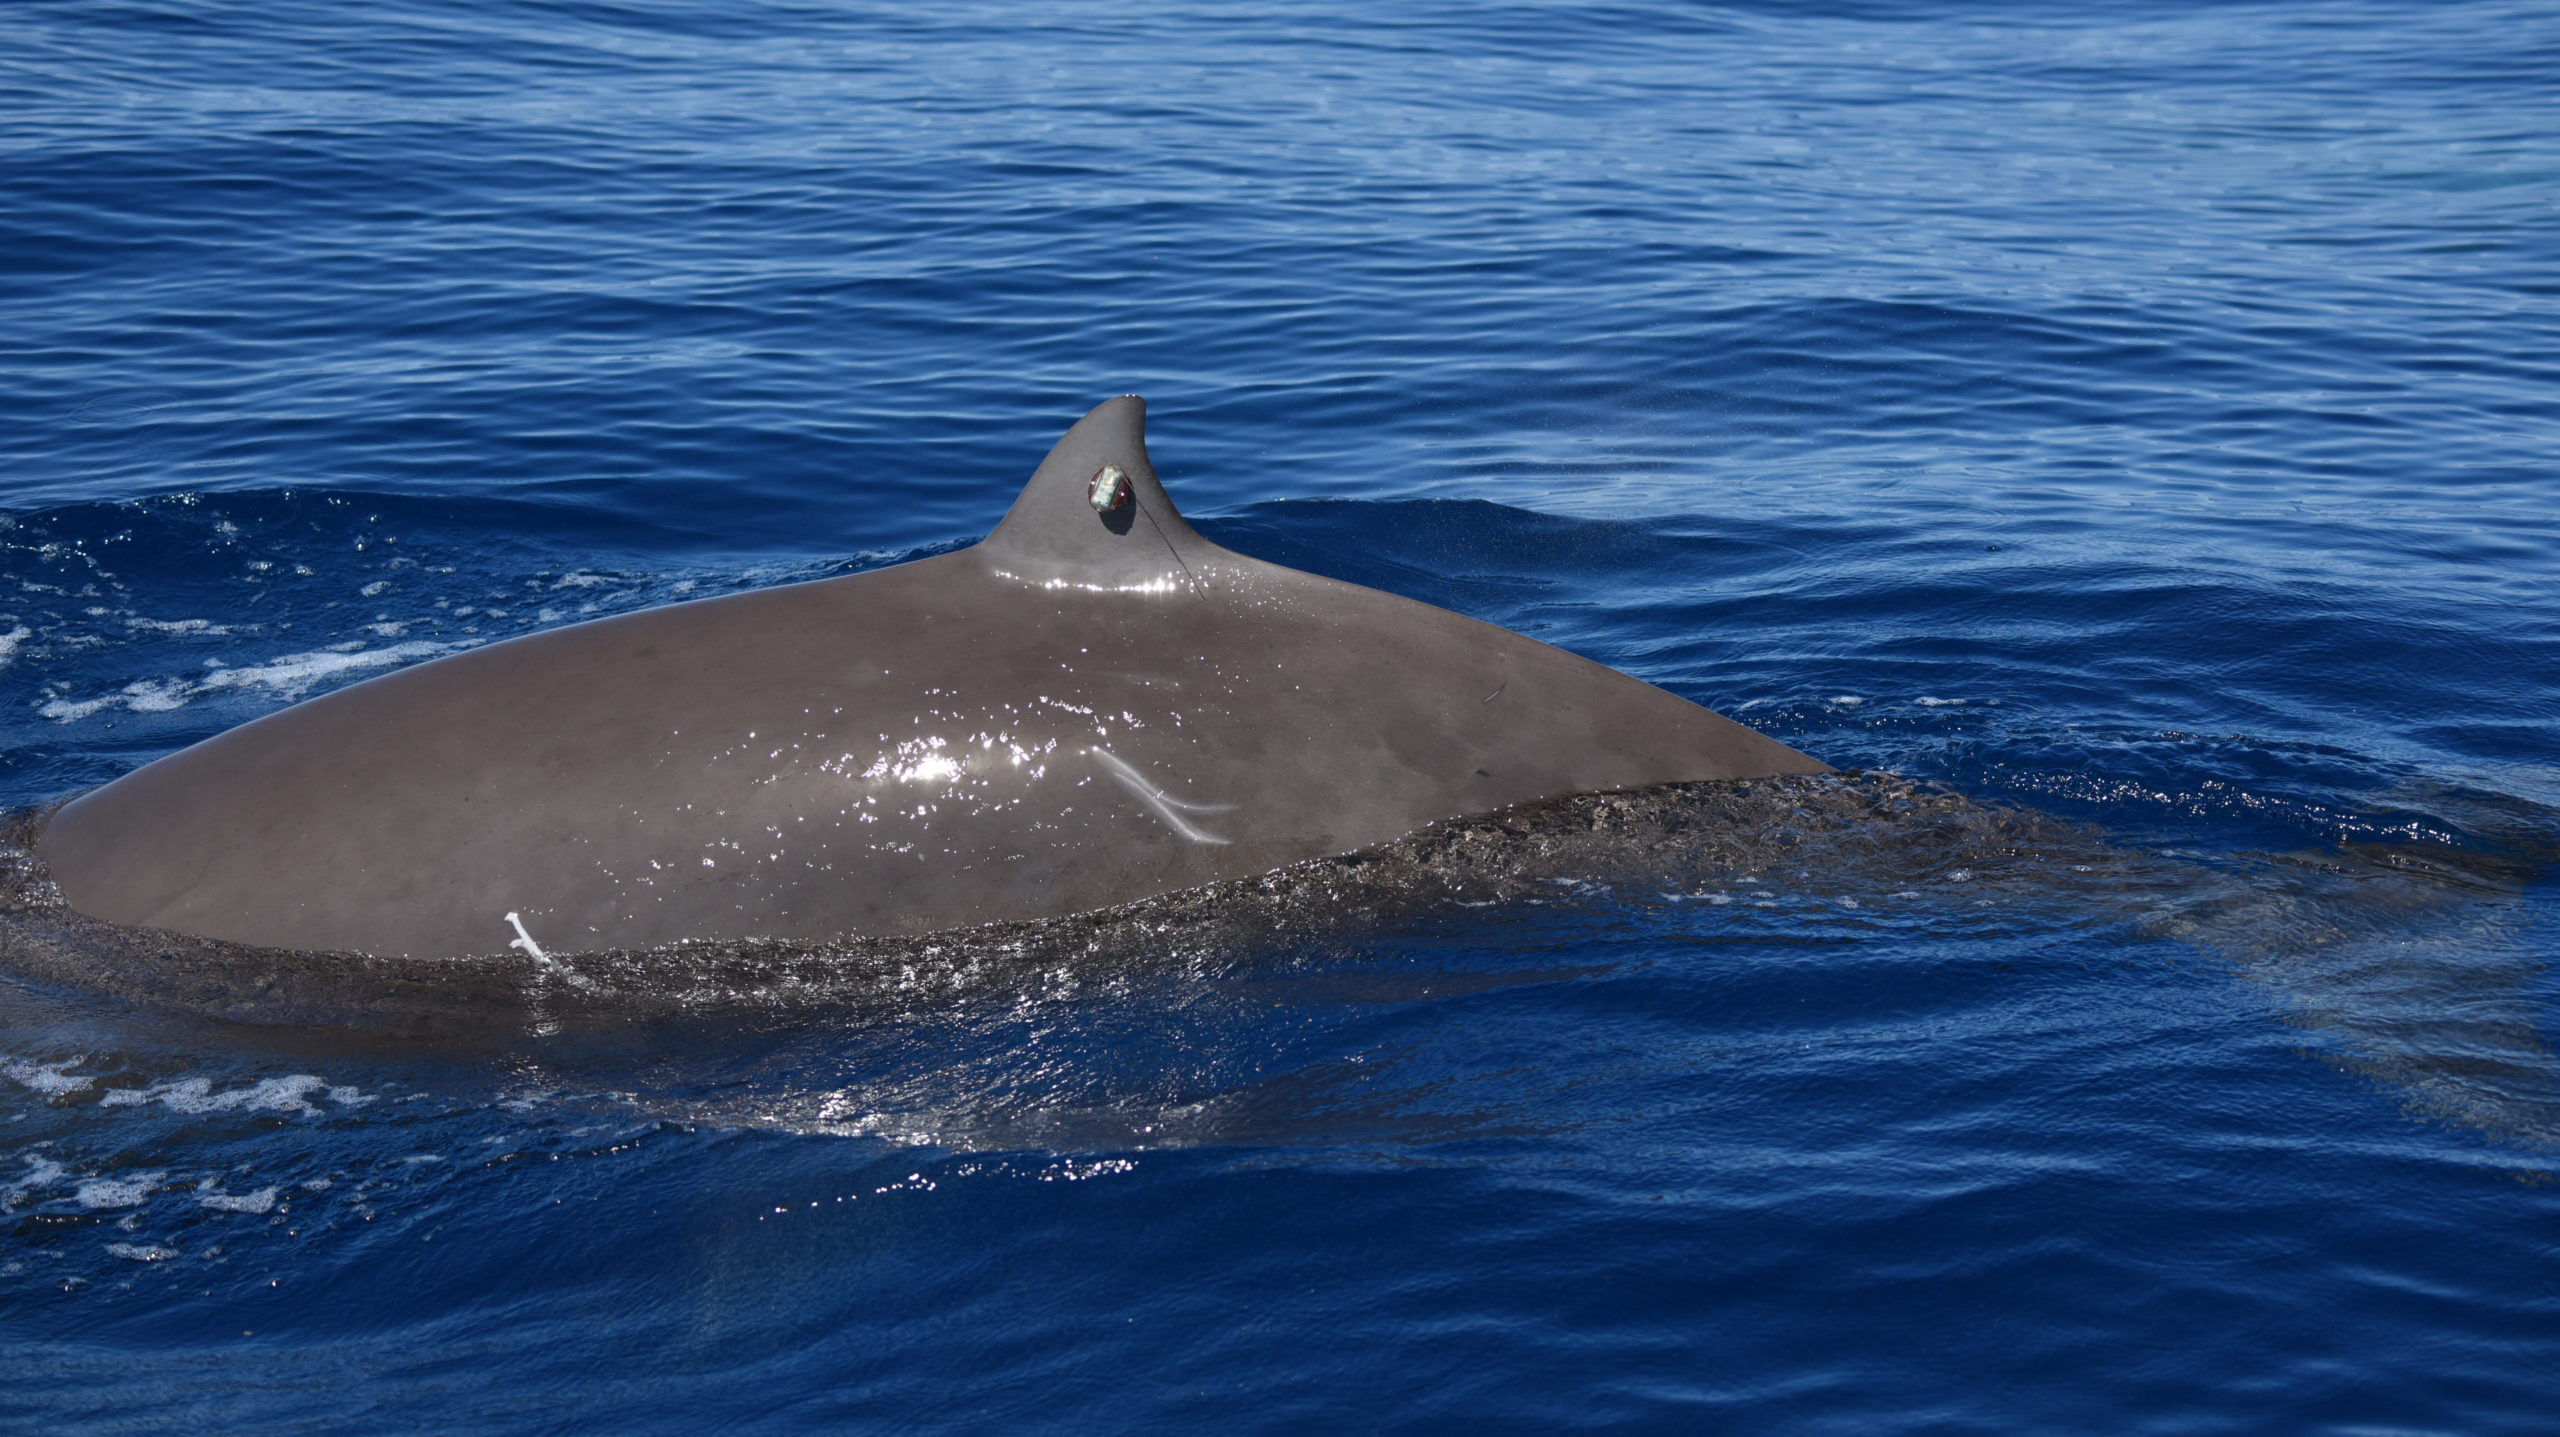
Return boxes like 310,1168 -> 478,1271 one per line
4,771 -> 2551,1151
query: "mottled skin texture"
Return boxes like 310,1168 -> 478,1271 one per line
35,397 -> 1827,959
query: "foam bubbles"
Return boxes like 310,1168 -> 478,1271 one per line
74,1171 -> 165,1208
40,640 -> 460,722
98,1073 -> 365,1117
4,1154 -> 67,1206
2,1057 -> 94,1096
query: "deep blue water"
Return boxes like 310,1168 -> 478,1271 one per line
4,0 -> 2558,1429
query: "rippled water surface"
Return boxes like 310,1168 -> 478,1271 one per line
4,1 -> 2557,1430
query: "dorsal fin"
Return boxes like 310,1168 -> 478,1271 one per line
976,396 -> 1219,589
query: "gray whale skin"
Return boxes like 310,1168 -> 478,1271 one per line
36,397 -> 1827,960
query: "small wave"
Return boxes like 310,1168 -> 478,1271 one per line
3,1154 -> 67,1207
2,1056 -> 94,1096
123,617 -> 244,636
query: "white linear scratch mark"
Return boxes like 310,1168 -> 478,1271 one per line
504,911 -> 547,961
505,911 -> 598,991
1090,747 -> 1231,844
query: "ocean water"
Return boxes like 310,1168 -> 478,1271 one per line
3,0 -> 2557,1429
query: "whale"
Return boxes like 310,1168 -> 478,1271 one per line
30,396 -> 1827,962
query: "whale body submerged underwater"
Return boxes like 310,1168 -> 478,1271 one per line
30,397 -> 1828,963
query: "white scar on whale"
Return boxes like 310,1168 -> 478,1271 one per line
1091,747 -> 1232,845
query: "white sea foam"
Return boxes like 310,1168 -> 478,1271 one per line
1915,696 -> 1965,706
105,1242 -> 178,1262
98,1074 -> 364,1117
40,640 -> 459,722
37,693 -> 121,723
2,1057 -> 94,1096
197,1184 -> 279,1214
0,624 -> 30,665
75,1171 -> 165,1208
4,1155 -> 67,1207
